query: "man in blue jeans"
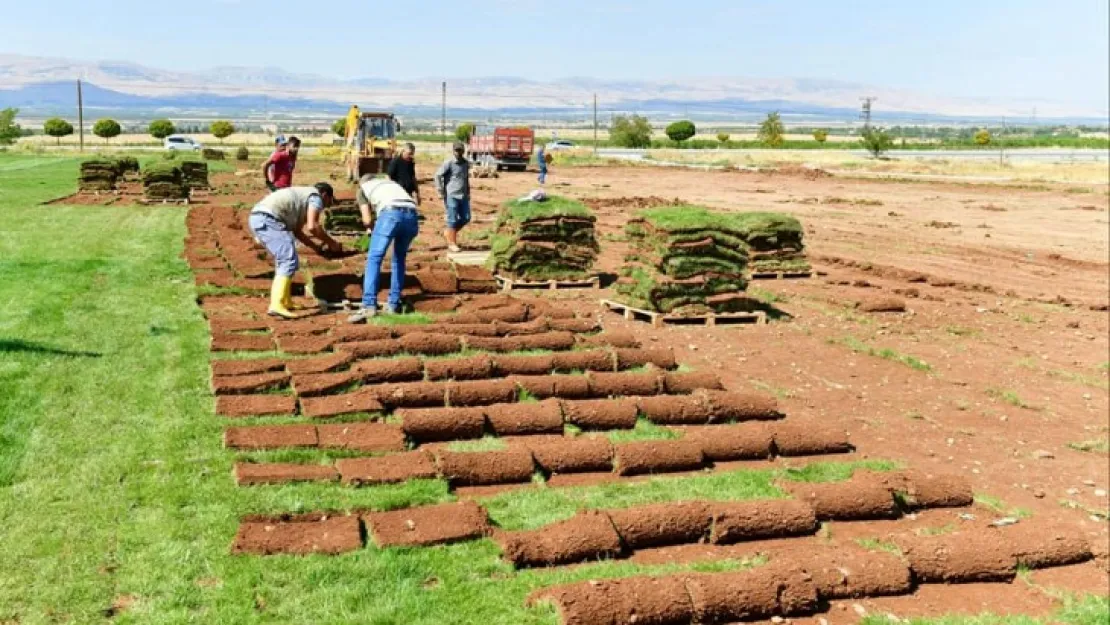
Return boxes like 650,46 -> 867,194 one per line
434,141 -> 471,253
348,175 -> 420,322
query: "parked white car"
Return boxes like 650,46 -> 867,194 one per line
545,139 -> 575,151
164,135 -> 202,151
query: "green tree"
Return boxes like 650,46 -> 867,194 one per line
716,132 -> 730,144
209,120 -> 235,143
974,129 -> 991,146
860,127 -> 893,158
0,108 -> 23,145
92,118 -> 121,144
757,112 -> 785,148
148,119 -> 176,140
455,123 -> 476,143
610,114 -> 652,148
665,120 -> 696,144
813,129 -> 828,143
43,117 -> 74,145
332,118 -> 347,138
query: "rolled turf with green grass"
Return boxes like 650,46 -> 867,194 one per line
141,162 -> 189,200
488,195 -> 599,281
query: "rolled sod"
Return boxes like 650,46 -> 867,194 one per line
212,371 -> 290,395
587,371 -> 661,398
485,399 -> 564,436
779,544 -> 913,599
372,381 -> 450,408
708,500 -> 818,544
336,451 -> 438,486
398,406 -> 486,442
446,379 -> 518,406
680,423 -> 775,460
492,353 -> 556,376
223,424 -> 318,450
771,419 -> 852,455
637,395 -> 714,425
686,562 -> 818,621
351,357 -> 424,383
546,317 -> 600,333
366,501 -> 490,548
276,334 -> 336,354
526,436 -> 614,474
316,422 -> 407,452
474,304 -> 531,324
561,398 -> 639,430
498,510 -> 623,568
424,353 -> 496,381
607,501 -> 713,549
292,371 -> 361,397
615,347 -> 677,371
232,515 -> 362,555
699,390 -> 782,421
234,462 -> 338,486
397,332 -> 463,356
333,339 -> 402,359
580,330 -> 639,349
1000,523 -> 1093,569
299,388 -> 385,419
614,440 -> 705,476
284,352 -> 353,375
901,530 -> 1017,583
551,349 -> 616,373
503,330 -> 577,352
785,478 -> 899,521
894,470 -> 975,509
435,449 -> 536,486
331,324 -> 392,342
216,394 -> 296,418
507,375 -> 558,399
531,575 -> 693,625
662,371 -> 724,394
211,357 -> 285,377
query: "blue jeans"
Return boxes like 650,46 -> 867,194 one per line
445,197 -> 471,230
248,211 -> 298,277
538,165 -> 547,185
362,207 -> 420,309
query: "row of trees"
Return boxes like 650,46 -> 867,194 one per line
37,117 -> 239,144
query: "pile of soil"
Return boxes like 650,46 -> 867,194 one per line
337,451 -> 438,485
234,462 -> 338,485
498,510 -> 623,567
216,394 -> 295,417
488,196 -> 599,280
232,515 -> 362,555
142,162 -> 189,200
78,158 -> 122,191
365,501 -> 490,548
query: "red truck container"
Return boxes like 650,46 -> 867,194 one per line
468,126 -> 534,171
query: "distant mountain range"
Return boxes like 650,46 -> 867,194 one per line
0,54 -> 1103,123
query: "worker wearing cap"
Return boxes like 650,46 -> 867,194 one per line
434,141 -> 471,253
248,183 -> 343,319
348,175 -> 420,322
263,136 -> 300,191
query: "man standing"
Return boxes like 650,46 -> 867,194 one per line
248,183 -> 343,319
434,141 -> 471,253
387,142 -> 421,205
348,175 -> 420,322
536,143 -> 548,185
263,136 -> 300,191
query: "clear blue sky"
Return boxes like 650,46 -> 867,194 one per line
5,0 -> 1108,108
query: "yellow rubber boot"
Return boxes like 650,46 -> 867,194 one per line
268,275 -> 296,319
281,275 -> 294,310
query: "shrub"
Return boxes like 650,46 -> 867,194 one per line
974,129 -> 991,146
43,117 -> 74,145
610,114 -> 652,148
148,119 -> 176,140
202,148 -> 226,161
665,120 -> 696,144
235,146 -> 250,161
813,129 -> 828,143
716,132 -> 730,144
860,127 -> 894,158
757,112 -> 784,148
209,120 -> 235,142
332,118 -> 347,138
0,108 -> 21,146
92,119 -> 121,143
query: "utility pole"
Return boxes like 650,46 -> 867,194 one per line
859,96 -> 876,129
77,79 -> 84,152
441,81 -> 447,148
593,93 -> 598,155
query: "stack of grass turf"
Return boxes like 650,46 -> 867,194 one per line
202,148 -> 225,161
78,158 -> 120,191
616,205 -> 752,314
180,161 -> 209,189
731,212 -> 810,275
488,195 -> 598,281
116,156 -> 140,178
142,162 -> 189,200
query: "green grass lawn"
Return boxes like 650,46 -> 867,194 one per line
0,152 -> 1104,624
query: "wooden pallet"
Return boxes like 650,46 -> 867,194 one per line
601,299 -> 766,327
496,275 -> 600,292
750,270 -> 814,280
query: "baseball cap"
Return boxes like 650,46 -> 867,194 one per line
275,134 -> 287,146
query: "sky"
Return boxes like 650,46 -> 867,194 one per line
4,0 -> 1108,109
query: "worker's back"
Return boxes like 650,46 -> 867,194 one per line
254,186 -> 319,229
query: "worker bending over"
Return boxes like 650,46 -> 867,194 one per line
248,183 -> 342,319
348,175 -> 421,322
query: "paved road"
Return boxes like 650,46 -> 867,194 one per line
597,148 -> 1109,163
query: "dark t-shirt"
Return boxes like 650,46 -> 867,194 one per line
387,156 -> 418,194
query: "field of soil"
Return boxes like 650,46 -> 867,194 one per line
196,158 -> 1108,623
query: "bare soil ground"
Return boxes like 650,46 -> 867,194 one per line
213,160 -> 1109,620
